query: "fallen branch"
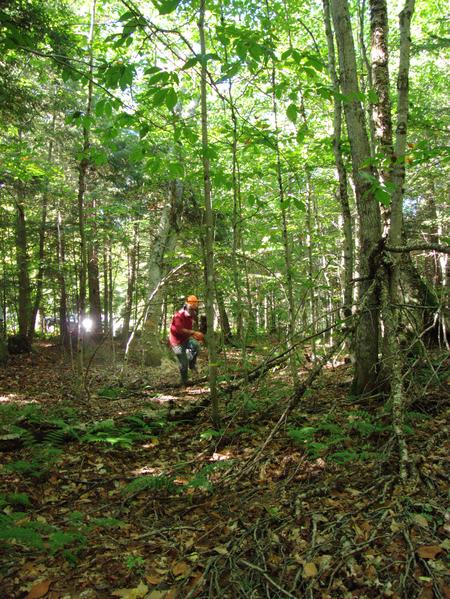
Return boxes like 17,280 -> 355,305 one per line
238,558 -> 297,599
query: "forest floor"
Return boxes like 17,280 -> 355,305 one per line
0,341 -> 449,599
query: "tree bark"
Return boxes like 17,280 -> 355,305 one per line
77,0 -> 96,329
216,287 -> 232,342
87,197 -> 102,332
384,0 -> 415,481
15,186 -> 31,338
199,0 -> 220,426
330,0 -> 382,394
140,180 -> 183,366
323,0 -> 354,322
122,222 -> 138,345
29,112 -> 56,340
56,208 -> 69,347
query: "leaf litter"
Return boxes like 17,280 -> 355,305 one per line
0,343 -> 449,598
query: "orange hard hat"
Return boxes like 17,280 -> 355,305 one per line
186,295 -> 200,304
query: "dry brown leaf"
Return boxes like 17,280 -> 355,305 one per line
165,590 -> 177,599
417,583 -> 434,599
303,562 -> 318,578
417,545 -> 443,559
111,582 -> 149,598
146,572 -> 164,585
172,561 -> 191,577
26,580 -> 51,599
442,585 -> 450,599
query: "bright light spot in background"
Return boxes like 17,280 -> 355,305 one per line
0,394 -> 37,405
0,394 -> 16,402
131,466 -> 160,476
82,317 -> 94,332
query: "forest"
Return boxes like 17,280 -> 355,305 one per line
0,0 -> 449,596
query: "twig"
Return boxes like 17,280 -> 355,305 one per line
238,559 -> 297,599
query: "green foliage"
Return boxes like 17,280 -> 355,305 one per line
124,554 -> 146,573
186,460 -> 234,491
0,513 -> 44,549
5,447 -> 62,480
0,506 -> 126,564
81,417 -> 155,449
287,411 -> 397,462
0,492 -> 31,509
122,475 -> 179,496
97,386 -> 122,399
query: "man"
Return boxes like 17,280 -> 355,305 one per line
169,295 -> 204,388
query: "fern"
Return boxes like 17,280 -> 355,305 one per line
10,425 -> 37,448
123,475 -> 179,496
0,514 -> 44,549
90,517 -> 126,528
288,426 -> 316,444
49,530 -> 86,554
186,460 -> 233,491
7,492 -> 31,507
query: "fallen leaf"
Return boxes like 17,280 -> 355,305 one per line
412,514 -> 429,528
147,592 -> 166,599
172,561 -> 191,577
442,585 -> 450,599
212,545 -> 228,555
165,590 -> 177,599
303,562 -> 318,577
417,583 -> 433,599
26,580 -> 51,599
146,572 -> 164,585
111,582 -> 149,598
417,545 -> 443,559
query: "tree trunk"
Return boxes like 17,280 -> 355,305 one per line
29,112 -> 56,340
199,0 -> 219,426
122,222 -> 138,345
87,197 -> 102,332
269,59 -> 298,385
330,0 -> 382,394
77,0 -> 96,331
103,243 -> 109,334
140,180 -> 183,366
56,208 -> 69,347
15,187 -> 31,338
323,0 -> 354,321
387,0 -> 415,481
216,287 -> 232,342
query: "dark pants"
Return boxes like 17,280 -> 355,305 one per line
171,338 -> 199,385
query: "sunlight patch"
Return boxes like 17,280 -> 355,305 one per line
131,466 -> 160,476
0,394 -> 37,405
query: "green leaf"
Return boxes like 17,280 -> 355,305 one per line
119,10 -> 135,22
95,99 -> 105,117
165,88 -> 178,111
130,146 -> 144,163
286,104 -> 298,123
119,65 -> 134,90
152,89 -> 167,107
155,0 -> 181,15
104,102 -> 112,118
296,124 -> 308,143
182,55 -> 200,70
306,54 -> 325,71
375,187 -> 391,206
168,162 -> 184,178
